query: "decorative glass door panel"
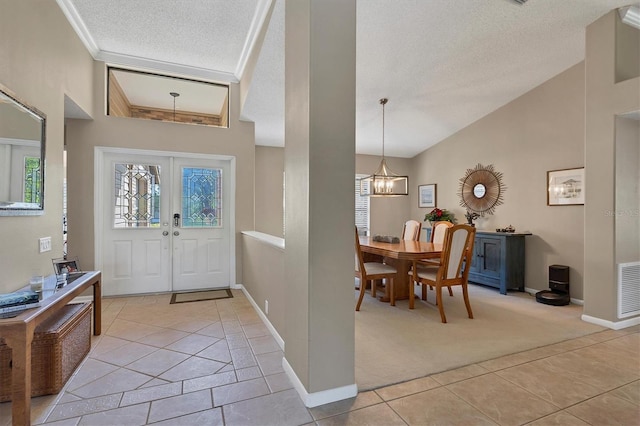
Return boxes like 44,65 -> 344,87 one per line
113,163 -> 161,228
181,167 -> 222,228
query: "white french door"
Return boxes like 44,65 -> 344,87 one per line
98,150 -> 232,296
171,157 -> 231,292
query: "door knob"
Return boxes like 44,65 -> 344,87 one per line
173,231 -> 180,236
162,231 -> 169,236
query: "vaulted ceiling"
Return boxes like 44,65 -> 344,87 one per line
58,0 -> 634,158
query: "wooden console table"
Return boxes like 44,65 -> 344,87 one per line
0,271 -> 101,426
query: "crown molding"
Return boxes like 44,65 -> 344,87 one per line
56,0 -> 99,57
234,0 -> 274,80
619,4 -> 640,30
96,50 -> 238,84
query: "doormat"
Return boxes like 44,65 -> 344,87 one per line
170,289 -> 233,304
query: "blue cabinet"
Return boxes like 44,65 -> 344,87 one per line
468,231 -> 531,295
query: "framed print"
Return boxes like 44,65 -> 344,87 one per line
52,256 -> 81,275
547,167 -> 585,206
418,184 -> 437,208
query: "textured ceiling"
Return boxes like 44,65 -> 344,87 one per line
60,0 -> 636,158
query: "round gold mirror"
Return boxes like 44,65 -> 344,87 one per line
458,163 -> 506,215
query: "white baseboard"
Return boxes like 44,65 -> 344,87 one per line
236,284 -> 284,351
581,314 -> 640,330
282,357 -> 357,408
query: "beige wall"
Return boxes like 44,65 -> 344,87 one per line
584,11 -> 640,323
615,117 -> 640,264
0,0 -> 94,291
242,234 -> 285,334
411,63 -> 587,299
65,61 -> 255,284
254,149 -> 413,239
255,146 -> 284,237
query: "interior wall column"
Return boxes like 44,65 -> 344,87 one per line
584,10 -> 640,326
283,0 -> 357,406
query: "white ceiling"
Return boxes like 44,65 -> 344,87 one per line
58,0 -> 636,158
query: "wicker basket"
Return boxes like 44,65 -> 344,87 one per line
0,302 -> 92,402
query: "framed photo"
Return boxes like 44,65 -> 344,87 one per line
418,184 -> 437,208
52,257 -> 81,275
547,167 -> 585,206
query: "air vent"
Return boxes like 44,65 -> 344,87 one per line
618,262 -> 640,318
513,0 -> 528,4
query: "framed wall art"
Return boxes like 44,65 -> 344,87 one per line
418,184 -> 437,208
52,256 -> 81,275
547,167 -> 585,206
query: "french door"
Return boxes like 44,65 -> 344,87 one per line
99,150 -> 232,296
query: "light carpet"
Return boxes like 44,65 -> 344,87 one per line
355,283 -> 605,390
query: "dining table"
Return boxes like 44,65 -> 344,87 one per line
358,236 -> 442,307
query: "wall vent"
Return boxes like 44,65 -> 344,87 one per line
618,261 -> 640,318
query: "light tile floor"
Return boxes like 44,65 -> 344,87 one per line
1,290 -> 638,425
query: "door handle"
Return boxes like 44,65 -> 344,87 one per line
162,231 -> 169,236
173,213 -> 181,227
173,231 -> 180,236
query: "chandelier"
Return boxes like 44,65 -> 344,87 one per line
360,98 -> 408,197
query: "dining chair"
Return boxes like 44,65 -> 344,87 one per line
355,227 -> 399,310
401,220 -> 422,241
409,224 -> 476,323
430,221 -> 454,244
420,220 -> 455,297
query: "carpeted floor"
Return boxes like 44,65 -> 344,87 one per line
355,282 -> 605,390
170,289 -> 233,304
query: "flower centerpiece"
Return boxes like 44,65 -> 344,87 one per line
424,208 -> 456,224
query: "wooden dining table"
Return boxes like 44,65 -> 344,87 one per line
358,236 -> 442,304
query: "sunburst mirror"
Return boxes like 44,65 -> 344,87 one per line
458,163 -> 506,216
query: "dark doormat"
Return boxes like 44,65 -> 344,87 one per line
170,289 -> 233,304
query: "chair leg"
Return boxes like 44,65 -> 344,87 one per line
421,283 -> 427,300
390,278 -> 396,306
447,286 -> 453,297
462,283 -> 473,319
435,285 -> 447,323
370,279 -> 376,298
356,278 -> 367,311
409,277 -> 415,310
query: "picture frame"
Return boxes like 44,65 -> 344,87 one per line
52,257 -> 81,275
547,167 -> 585,206
418,184 -> 437,208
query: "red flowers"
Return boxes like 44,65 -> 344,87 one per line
424,208 -> 455,223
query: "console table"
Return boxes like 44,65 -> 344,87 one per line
468,231 -> 531,295
0,271 -> 101,426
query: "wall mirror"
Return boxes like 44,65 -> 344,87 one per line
0,84 -> 46,215
458,163 -> 506,216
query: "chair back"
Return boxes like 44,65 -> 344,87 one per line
439,224 -> 476,281
355,226 -> 366,275
431,221 -> 454,244
402,220 -> 422,241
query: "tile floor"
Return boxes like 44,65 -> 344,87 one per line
1,290 -> 638,425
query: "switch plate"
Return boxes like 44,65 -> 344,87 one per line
39,237 -> 52,253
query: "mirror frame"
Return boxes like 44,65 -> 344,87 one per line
0,83 -> 46,216
458,163 -> 506,216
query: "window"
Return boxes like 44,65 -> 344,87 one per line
356,174 -> 370,235
107,67 -> 229,128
